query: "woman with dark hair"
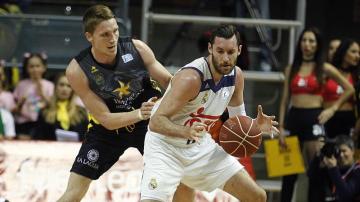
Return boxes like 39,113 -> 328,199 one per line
13,52 -> 54,139
33,73 -> 87,141
323,39 -> 360,139
278,27 -> 354,202
327,38 -> 341,62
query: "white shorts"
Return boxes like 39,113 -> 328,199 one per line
140,131 -> 243,202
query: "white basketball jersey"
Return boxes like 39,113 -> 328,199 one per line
151,57 -> 236,132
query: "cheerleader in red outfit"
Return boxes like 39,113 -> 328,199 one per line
278,28 -> 354,202
323,39 -> 360,139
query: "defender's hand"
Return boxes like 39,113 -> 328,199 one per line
186,122 -> 207,143
255,105 -> 279,136
138,97 -> 158,120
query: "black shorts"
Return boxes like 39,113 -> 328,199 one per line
285,107 -> 324,142
70,127 -> 146,180
324,110 -> 355,139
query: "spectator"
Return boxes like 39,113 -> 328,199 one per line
0,60 -> 15,112
308,135 -> 360,202
323,39 -> 360,139
307,136 -> 330,202
278,27 -> 354,202
13,52 -> 54,139
33,73 -> 87,141
0,107 -> 16,140
327,38 -> 341,62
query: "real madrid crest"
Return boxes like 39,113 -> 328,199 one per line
148,178 -> 158,190
201,91 -> 209,104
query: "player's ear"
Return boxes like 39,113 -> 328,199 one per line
85,32 -> 93,42
238,45 -> 242,56
208,42 -> 213,55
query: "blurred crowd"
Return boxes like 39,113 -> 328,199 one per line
0,53 -> 88,142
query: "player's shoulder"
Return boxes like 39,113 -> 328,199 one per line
184,57 -> 207,67
132,39 -> 149,52
234,66 -> 244,79
131,39 -> 155,62
174,68 -> 202,85
66,59 -> 83,79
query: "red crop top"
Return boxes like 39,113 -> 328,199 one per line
290,73 -> 322,95
323,75 -> 353,102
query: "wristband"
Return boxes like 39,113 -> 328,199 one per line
227,103 -> 246,117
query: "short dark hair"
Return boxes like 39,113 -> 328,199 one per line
83,4 -> 115,33
336,135 -> 355,150
209,25 -> 241,46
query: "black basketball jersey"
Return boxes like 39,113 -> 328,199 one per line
75,37 -> 161,134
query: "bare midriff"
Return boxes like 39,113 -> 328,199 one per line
323,100 -> 354,111
290,94 -> 323,108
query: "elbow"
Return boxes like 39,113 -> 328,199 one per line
160,77 -> 172,89
102,123 -> 116,130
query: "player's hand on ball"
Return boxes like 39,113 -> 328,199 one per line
188,122 -> 207,142
255,105 -> 279,137
138,97 -> 158,120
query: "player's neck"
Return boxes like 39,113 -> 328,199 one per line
91,48 -> 116,65
206,56 -> 223,83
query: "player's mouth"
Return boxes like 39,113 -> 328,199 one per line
108,45 -> 116,50
223,65 -> 232,69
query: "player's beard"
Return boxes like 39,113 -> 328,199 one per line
211,54 -> 235,75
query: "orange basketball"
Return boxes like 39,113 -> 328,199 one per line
219,115 -> 262,158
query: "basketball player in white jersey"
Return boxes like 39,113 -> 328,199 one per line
140,25 -> 279,202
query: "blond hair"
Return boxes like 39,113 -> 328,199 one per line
43,73 -> 86,126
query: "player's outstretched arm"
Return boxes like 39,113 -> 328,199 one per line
149,69 -> 206,141
66,59 -> 155,130
133,39 -> 172,89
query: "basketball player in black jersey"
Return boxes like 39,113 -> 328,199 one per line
57,5 -> 194,202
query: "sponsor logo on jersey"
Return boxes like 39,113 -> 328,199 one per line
122,53 -> 134,63
222,90 -> 230,99
91,66 -> 98,73
112,80 -> 130,98
76,149 -> 100,169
